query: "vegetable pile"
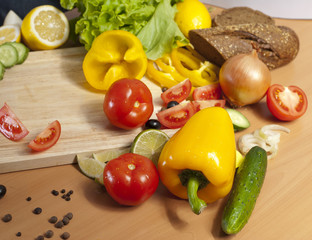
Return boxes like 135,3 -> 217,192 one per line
60,0 -> 187,60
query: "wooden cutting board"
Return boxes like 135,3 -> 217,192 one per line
0,47 -> 177,173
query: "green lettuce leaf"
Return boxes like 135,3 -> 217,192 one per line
137,0 -> 188,60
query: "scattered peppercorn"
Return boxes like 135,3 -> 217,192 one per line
16,232 -> 22,237
33,207 -> 42,215
65,197 -> 71,201
68,190 -> 73,195
55,220 -> 64,229
35,235 -> 44,240
65,212 -> 73,220
51,190 -> 59,196
62,194 -> 66,199
60,189 -> 66,194
62,217 -> 70,225
44,230 -> 54,238
0,185 -> 7,199
26,196 -> 32,201
48,216 -> 58,224
60,232 -> 70,239
2,213 -> 12,222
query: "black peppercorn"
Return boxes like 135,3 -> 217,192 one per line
26,196 -> 32,201
55,220 -> 64,228
44,230 -> 54,238
0,185 -> 7,199
61,232 -> 70,239
65,212 -> 73,220
49,216 -> 58,224
33,207 -> 42,215
16,232 -> 22,237
2,214 -> 12,222
51,190 -> 59,196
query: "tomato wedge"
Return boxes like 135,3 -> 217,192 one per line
266,84 -> 308,121
192,100 -> 226,112
28,120 -> 61,151
0,103 -> 29,141
192,83 -> 222,101
156,101 -> 196,129
161,79 -> 192,105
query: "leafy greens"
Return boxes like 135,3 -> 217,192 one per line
60,0 -> 187,60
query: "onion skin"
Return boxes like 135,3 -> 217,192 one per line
219,50 -> 271,107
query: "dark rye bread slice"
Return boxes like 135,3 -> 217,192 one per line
212,7 -> 275,27
189,23 -> 300,69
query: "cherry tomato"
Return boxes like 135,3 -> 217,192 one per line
192,83 -> 222,101
156,101 -> 196,129
103,153 -> 159,206
161,79 -> 192,105
0,103 -> 29,141
266,84 -> 308,121
103,78 -> 154,130
192,99 -> 226,112
28,120 -> 61,151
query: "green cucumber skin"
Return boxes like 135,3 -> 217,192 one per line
221,146 -> 267,234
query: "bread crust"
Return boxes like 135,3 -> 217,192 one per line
212,7 -> 275,27
189,23 -> 299,69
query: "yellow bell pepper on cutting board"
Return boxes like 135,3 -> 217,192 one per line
158,107 -> 236,214
82,30 -> 147,91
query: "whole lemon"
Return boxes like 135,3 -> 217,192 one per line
175,0 -> 211,38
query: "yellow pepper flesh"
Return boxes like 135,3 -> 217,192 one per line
158,107 -> 236,210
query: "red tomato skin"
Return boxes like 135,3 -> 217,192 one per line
103,153 -> 159,206
192,83 -> 222,101
161,79 -> 192,104
156,101 -> 196,129
28,120 -> 61,152
103,79 -> 154,130
0,103 -> 29,141
266,84 -> 308,121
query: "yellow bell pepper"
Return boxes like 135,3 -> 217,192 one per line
83,30 -> 147,91
158,107 -> 236,214
171,46 -> 219,87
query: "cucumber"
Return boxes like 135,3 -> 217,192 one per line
0,43 -> 18,68
7,42 -> 29,64
226,108 -> 250,132
221,146 -> 267,234
0,62 -> 5,80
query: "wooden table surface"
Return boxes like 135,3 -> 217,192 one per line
1,7 -> 312,240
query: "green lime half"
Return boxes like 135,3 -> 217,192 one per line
130,129 -> 170,166
77,155 -> 105,179
93,147 -> 130,164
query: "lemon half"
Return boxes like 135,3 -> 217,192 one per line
21,5 -> 69,50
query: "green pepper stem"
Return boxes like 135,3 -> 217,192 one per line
187,177 -> 207,215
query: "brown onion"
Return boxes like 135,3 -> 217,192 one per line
219,50 -> 271,107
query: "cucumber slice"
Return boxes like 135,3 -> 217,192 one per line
0,43 -> 18,68
7,42 -> 29,64
226,108 -> 250,132
0,62 -> 5,80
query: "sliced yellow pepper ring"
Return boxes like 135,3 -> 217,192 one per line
171,47 -> 219,87
83,30 -> 147,91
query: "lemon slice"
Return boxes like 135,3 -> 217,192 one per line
130,129 -> 170,166
21,5 -> 69,50
3,10 -> 22,28
0,25 -> 21,45
77,155 -> 105,179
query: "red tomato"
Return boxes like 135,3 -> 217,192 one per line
156,101 -> 196,129
266,84 -> 308,121
103,78 -> 154,130
161,79 -> 192,104
192,99 -> 226,112
192,83 -> 222,101
0,103 -> 29,141
28,120 -> 61,151
103,153 -> 159,206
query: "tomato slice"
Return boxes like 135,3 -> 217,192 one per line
161,79 -> 192,104
156,101 -> 196,129
192,100 -> 226,112
266,84 -> 308,121
0,103 -> 29,141
28,120 -> 61,151
192,83 -> 222,101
